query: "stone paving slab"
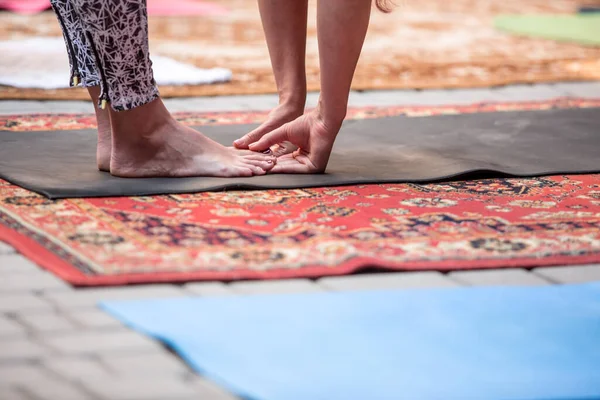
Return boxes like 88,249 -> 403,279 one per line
0,241 -> 15,255
318,271 -> 461,291
0,254 -> 47,275
41,285 -> 187,310
82,377 -> 211,400
44,357 -> 113,382
0,338 -> 54,362
42,329 -> 162,356
186,375 -> 240,400
67,308 -> 124,330
0,386 -> 30,400
448,268 -> 551,286
164,95 -> 268,112
1,272 -> 70,292
533,264 -> 600,284
352,88 -> 508,107
0,294 -> 53,313
0,315 -> 25,338
183,282 -> 235,296
492,83 -> 566,101
0,364 -> 94,400
16,311 -> 77,333
552,81 -> 600,98
229,279 -> 324,295
17,377 -> 92,400
0,100 -> 51,115
100,352 -> 191,378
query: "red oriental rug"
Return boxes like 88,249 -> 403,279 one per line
1,99 -> 600,286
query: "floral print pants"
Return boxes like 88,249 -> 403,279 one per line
50,0 -> 159,111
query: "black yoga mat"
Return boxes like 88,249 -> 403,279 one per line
1,107 -> 599,199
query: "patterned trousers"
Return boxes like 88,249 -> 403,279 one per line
50,0 -> 159,111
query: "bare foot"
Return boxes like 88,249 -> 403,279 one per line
109,99 -> 276,178
233,103 -> 303,156
88,86 -> 111,172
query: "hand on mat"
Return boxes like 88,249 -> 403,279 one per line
233,103 -> 303,156
248,110 -> 340,174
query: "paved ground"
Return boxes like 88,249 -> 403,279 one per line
1,82 -> 599,116
1,82 -> 599,400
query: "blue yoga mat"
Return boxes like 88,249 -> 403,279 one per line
101,284 -> 600,400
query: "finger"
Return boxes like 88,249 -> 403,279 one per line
233,121 -> 278,149
243,154 -> 277,163
246,159 -> 275,171
272,141 -> 298,157
248,123 -> 291,152
236,149 -> 275,160
269,158 -> 312,174
275,153 -> 297,162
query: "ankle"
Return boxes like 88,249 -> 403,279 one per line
110,98 -> 174,144
114,121 -> 171,153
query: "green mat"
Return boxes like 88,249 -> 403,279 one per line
495,14 -> 600,46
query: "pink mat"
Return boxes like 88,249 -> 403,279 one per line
147,0 -> 228,16
0,0 -> 50,14
0,0 -> 227,16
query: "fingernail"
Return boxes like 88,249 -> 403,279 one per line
233,139 -> 241,145
262,149 -> 272,154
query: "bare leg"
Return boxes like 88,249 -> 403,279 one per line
233,0 -> 308,154
248,0 -> 372,174
316,0 -> 371,129
87,86 -> 112,172
109,98 -> 275,178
